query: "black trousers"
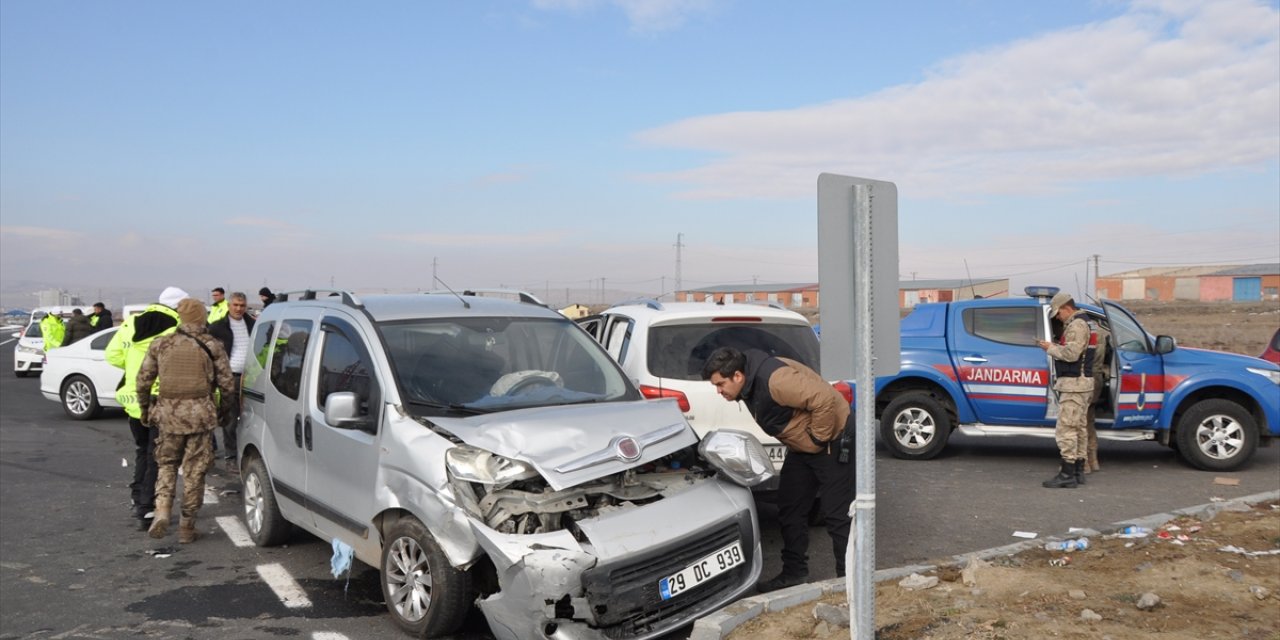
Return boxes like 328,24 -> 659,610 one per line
776,445 -> 854,577
128,417 -> 159,514
219,374 -> 242,461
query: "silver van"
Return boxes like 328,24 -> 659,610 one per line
237,290 -> 772,639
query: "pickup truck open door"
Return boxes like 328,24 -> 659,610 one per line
1102,301 -> 1163,429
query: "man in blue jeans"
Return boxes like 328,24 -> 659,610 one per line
702,346 -> 854,592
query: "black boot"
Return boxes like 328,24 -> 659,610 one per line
1074,459 -> 1086,485
757,571 -> 809,593
1042,459 -> 1078,489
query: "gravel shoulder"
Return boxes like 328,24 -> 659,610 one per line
719,495 -> 1280,640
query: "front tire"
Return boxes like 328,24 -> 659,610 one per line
61,375 -> 101,420
242,457 -> 292,546
880,391 -> 953,460
380,517 -> 472,637
1175,399 -> 1258,471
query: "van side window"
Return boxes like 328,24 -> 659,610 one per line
251,321 -> 276,369
318,322 -> 381,429
270,320 -> 312,400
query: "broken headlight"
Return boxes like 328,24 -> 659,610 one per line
446,444 -> 540,484
698,429 -> 775,487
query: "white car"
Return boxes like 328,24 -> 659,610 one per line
12,306 -> 90,377
40,327 -> 123,419
577,300 -> 850,487
12,320 -> 45,377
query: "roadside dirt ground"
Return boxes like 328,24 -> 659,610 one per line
728,501 -> 1280,640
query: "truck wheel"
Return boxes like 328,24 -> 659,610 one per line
880,391 -> 952,460
381,517 -> 472,637
1175,399 -> 1258,471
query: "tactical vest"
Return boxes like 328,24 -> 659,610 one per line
1053,313 -> 1097,379
157,335 -> 214,399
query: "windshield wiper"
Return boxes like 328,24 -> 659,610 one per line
404,399 -> 486,415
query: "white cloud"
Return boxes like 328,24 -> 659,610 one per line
634,0 -> 1280,200
532,0 -> 716,32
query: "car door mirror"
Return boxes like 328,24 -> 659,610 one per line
1154,335 -> 1176,355
323,392 -> 362,426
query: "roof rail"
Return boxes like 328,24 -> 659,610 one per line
424,288 -> 547,307
614,297 -> 664,311
277,289 -> 364,308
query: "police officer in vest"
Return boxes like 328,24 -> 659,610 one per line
106,286 -> 187,529
1036,292 -> 1096,489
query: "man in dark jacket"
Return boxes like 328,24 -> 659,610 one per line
63,309 -> 95,345
207,292 -> 255,468
258,287 -> 276,309
702,347 -> 854,592
89,302 -> 113,332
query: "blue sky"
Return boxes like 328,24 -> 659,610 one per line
2,0 -> 1277,305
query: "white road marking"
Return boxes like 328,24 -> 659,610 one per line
312,633 -> 350,640
257,563 -> 312,608
216,515 -> 254,548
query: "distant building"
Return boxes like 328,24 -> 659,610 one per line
559,303 -> 592,319
675,278 -> 1008,309
1096,264 -> 1279,302
35,289 -> 83,308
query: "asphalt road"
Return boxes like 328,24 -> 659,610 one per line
2,337 -> 1277,639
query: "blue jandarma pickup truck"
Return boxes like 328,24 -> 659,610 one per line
870,287 -> 1280,471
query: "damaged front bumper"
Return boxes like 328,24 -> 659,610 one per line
469,477 -> 761,640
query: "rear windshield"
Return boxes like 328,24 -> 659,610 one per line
647,323 -> 820,381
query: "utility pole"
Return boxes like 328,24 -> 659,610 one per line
674,233 -> 685,295
601,277 -> 606,304
1093,254 -> 1101,300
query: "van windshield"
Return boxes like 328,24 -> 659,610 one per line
379,316 -> 638,413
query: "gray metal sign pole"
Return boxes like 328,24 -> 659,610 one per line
817,174 -> 899,640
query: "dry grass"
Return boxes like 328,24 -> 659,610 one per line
1119,300 -> 1279,357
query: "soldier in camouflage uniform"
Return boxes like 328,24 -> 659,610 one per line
138,298 -> 235,543
1036,292 -> 1096,489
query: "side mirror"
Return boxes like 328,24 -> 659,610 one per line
323,392 -> 362,426
1154,335 -> 1176,355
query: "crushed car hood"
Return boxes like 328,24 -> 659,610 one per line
429,399 -> 696,491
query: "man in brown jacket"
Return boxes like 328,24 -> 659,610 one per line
137,298 -> 235,543
702,347 -> 853,592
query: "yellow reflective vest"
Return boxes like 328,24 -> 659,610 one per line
40,314 -> 65,351
105,304 -> 180,419
208,299 -> 229,324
